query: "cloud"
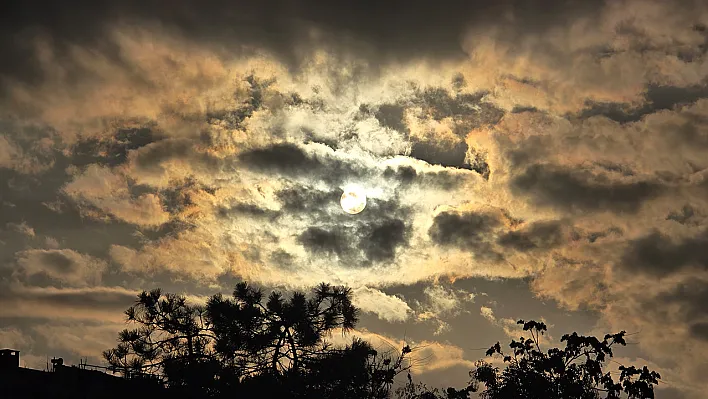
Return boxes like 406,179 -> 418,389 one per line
428,209 -> 504,259
328,328 -> 475,375
414,285 -> 476,336
620,229 -> 708,277
0,135 -> 21,169
497,220 -> 566,251
2,1 -> 708,395
32,323 -> 123,358
422,285 -> 475,317
297,226 -> 351,258
0,133 -> 54,174
480,306 -> 528,340
0,327 -> 34,350
510,163 -> 665,213
5,221 -> 35,237
0,284 -> 137,321
14,249 -> 108,287
352,287 -> 412,322
359,218 -> 407,261
238,143 -> 326,177
108,235 -> 228,281
63,164 -> 171,227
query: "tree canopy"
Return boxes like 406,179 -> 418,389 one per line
104,282 -> 409,398
104,283 -> 660,399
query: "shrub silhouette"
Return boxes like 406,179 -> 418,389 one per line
396,320 -> 660,399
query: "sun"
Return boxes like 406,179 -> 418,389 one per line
340,185 -> 367,215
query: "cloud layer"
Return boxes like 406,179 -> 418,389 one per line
2,1 -> 708,397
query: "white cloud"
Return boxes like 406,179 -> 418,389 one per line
422,285 -> 475,316
326,328 -> 475,375
63,165 -> 171,227
480,306 -> 529,341
352,287 -> 412,322
414,285 -> 476,335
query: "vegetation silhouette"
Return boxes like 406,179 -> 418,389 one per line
104,282 -> 411,398
396,320 -> 661,399
104,283 -> 660,398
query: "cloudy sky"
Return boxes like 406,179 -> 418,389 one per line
1,0 -> 708,396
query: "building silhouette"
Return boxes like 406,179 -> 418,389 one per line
0,349 -> 20,369
0,348 -> 164,399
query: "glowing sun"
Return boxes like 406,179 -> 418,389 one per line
340,186 -> 367,214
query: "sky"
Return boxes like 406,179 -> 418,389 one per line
1,0 -> 707,397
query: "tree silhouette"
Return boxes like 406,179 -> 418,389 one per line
464,320 -> 658,399
104,282 -> 410,398
397,320 -> 660,399
102,289 -> 218,394
205,282 -> 358,377
105,286 -> 660,399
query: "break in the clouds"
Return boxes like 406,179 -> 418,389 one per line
2,0 -> 708,397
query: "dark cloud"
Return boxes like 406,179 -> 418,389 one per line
415,88 -> 504,137
690,322 -> 708,342
157,179 -> 204,215
381,163 -> 472,190
410,140 -> 490,180
362,195 -> 402,214
429,210 -> 502,259
206,75 -> 274,130
276,186 -> 339,215
621,230 -> 708,277
593,161 -> 635,177
504,136 -> 551,170
511,106 -> 541,114
239,143 -> 323,176
297,217 -> 409,265
34,251 -> 74,273
71,126 -> 159,168
373,103 -> 408,134
673,111 -> 708,149
239,139 -> 477,191
238,142 -> 373,185
576,84 -> 708,124
584,226 -> 623,243
360,87 -> 499,175
648,280 -> 708,344
358,218 -> 407,262
382,166 -> 417,185
656,280 -> 708,320
292,189 -> 412,265
410,140 -> 470,170
467,148 -> 490,180
0,284 -> 136,317
0,0 -> 608,85
297,226 -> 352,258
497,220 -> 565,251
667,204 -> 699,225
511,163 -> 664,213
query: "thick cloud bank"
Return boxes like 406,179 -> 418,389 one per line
2,0 -> 708,396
